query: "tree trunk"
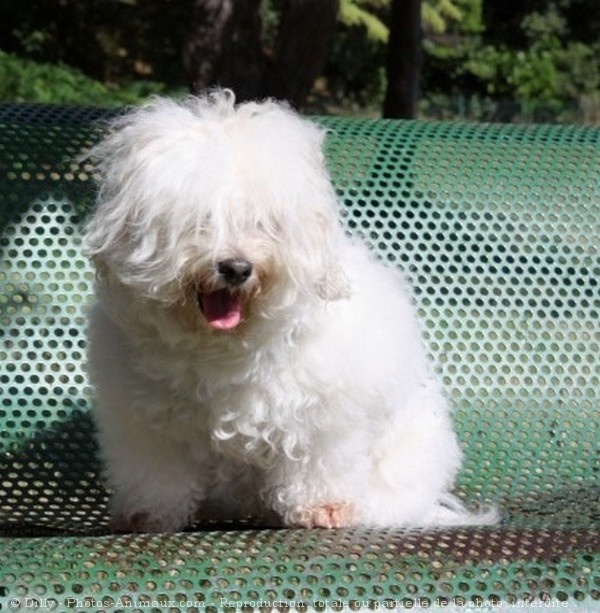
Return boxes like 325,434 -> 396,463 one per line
265,0 -> 340,107
184,0 -> 264,101
383,0 -> 422,119
184,0 -> 339,108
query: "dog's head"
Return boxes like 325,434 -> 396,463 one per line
83,90 -> 350,335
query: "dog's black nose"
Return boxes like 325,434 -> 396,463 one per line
217,258 -> 253,286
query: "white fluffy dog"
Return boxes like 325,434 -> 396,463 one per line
84,90 -> 493,532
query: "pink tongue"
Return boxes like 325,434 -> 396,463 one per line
200,290 -> 242,330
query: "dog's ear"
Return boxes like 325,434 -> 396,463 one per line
316,260 -> 352,301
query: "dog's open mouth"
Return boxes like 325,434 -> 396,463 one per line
198,289 -> 242,330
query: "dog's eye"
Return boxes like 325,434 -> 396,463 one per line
256,218 -> 282,240
197,214 -> 212,232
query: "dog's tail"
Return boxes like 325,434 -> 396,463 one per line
427,493 -> 501,527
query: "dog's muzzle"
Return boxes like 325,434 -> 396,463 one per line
196,258 -> 253,331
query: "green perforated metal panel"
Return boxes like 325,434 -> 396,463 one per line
0,105 -> 598,611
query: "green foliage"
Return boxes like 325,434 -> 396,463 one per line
423,0 -> 472,34
0,51 -> 165,106
0,0 -> 191,91
330,0 -> 488,110
325,0 -> 388,110
337,0 -> 482,40
424,0 -> 599,121
339,0 -> 389,43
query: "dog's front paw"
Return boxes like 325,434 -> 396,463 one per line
286,502 -> 356,529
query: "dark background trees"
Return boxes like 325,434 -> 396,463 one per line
383,0 -> 422,118
0,0 -> 598,122
184,0 -> 339,107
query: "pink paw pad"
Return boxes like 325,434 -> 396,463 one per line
301,502 -> 355,528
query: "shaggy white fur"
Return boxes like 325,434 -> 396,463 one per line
84,90 -> 496,532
